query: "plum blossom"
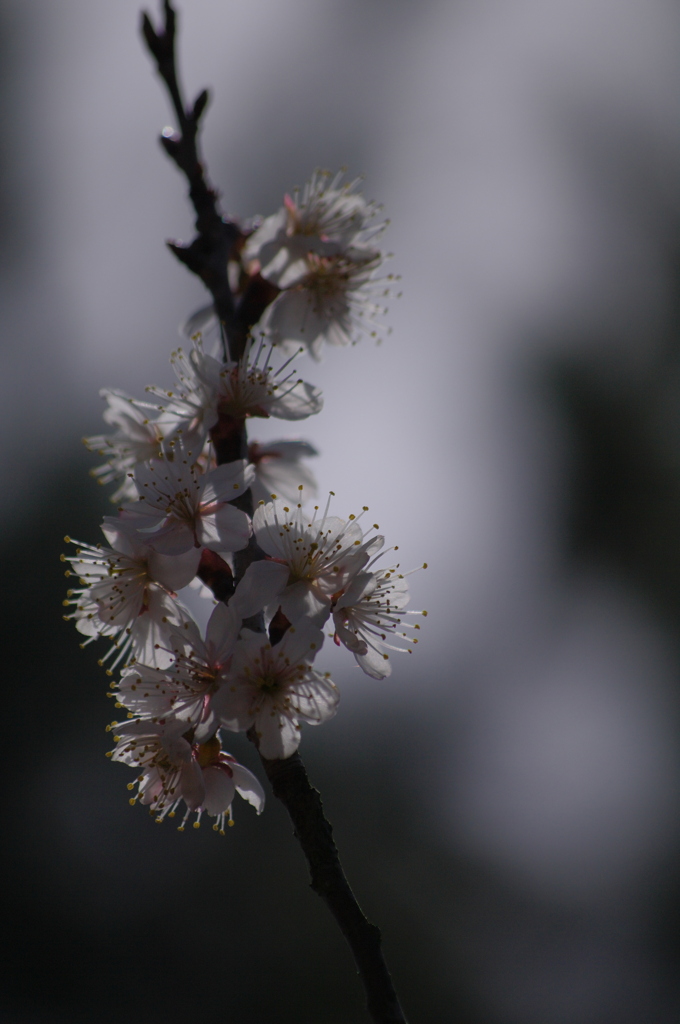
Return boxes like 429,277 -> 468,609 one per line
84,390 -> 168,503
145,336 -> 323,434
116,603 -> 241,741
215,622 -> 336,759
231,496 -> 384,626
121,442 -> 253,555
62,518 -> 198,671
110,721 -> 264,832
244,169 -> 385,290
258,252 -> 392,360
332,566 -> 427,679
248,439 -> 318,506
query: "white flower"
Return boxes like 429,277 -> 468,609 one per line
231,496 -> 384,626
62,519 -> 198,672
245,169 -> 385,289
84,390 -> 167,503
215,623 -> 336,759
122,442 -> 253,556
110,722 -> 264,832
258,252 -> 391,360
332,566 -> 427,679
116,603 -> 241,742
146,336 -> 323,431
249,439 -> 318,506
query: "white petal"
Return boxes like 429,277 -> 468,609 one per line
269,381 -> 323,421
201,505 -> 251,553
231,763 -> 266,813
257,712 -> 300,760
180,760 -> 206,810
355,646 -> 392,680
147,547 -> 201,591
230,560 -> 290,618
201,460 -> 253,503
202,766 -> 236,815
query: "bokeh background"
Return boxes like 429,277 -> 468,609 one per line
3,0 -> 680,1020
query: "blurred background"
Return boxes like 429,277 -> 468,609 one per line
3,0 -> 680,1020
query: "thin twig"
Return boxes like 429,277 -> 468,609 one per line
257,746 -> 408,1024
141,0 -> 275,361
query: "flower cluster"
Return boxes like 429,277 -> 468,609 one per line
66,171 -> 424,832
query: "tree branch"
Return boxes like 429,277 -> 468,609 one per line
141,0 -> 273,360
256,746 -> 408,1024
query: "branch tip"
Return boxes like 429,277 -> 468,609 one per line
192,88 -> 210,123
140,11 -> 158,51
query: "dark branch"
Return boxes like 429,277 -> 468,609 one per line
256,746 -> 408,1024
141,0 -> 244,358
141,3 -> 285,359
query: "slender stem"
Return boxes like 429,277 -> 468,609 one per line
257,746 -> 408,1024
141,0 -> 275,361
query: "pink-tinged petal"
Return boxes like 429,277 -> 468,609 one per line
289,674 -> 339,723
145,520 -> 197,556
355,646 -> 392,680
128,590 -> 187,667
180,760 -> 206,810
202,766 -> 236,815
99,517 -> 143,558
257,712 -> 300,760
212,683 -> 256,733
332,617 -> 368,655
279,582 -> 330,626
201,505 -> 251,553
138,769 -> 165,806
231,764 -> 265,814
205,603 -> 241,660
193,708 -> 219,743
269,380 -> 323,421
230,560 -> 290,618
147,547 -> 201,591
166,616 -> 204,660
201,460 -> 254,504
162,731 -> 194,765
334,572 -> 376,611
277,622 -> 325,665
